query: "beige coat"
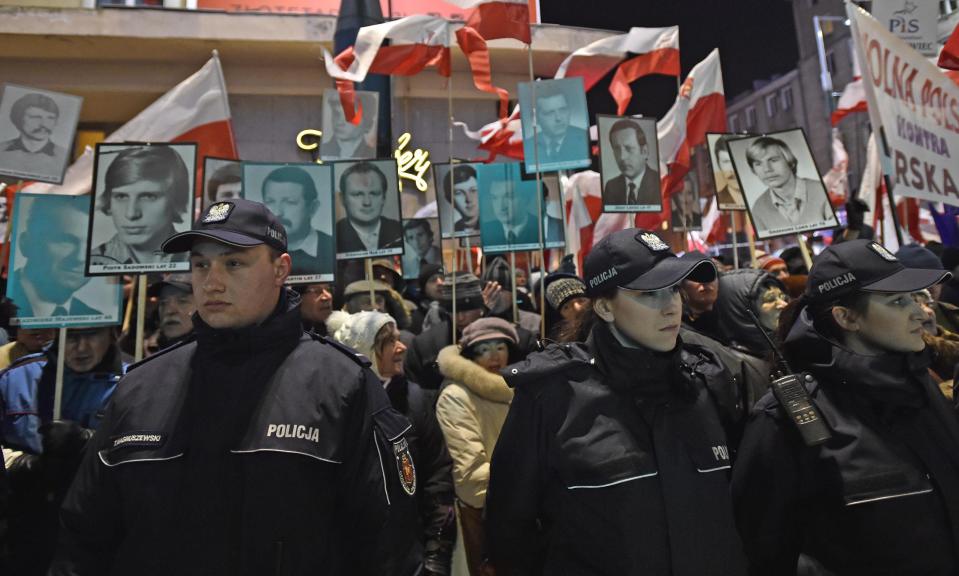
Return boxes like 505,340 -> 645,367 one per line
435,345 -> 513,509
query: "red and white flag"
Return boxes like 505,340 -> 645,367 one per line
822,127 -> 849,204
637,48 -> 726,231
24,53 -> 236,196
830,77 -> 867,126
939,22 -> 959,70
561,170 -> 634,273
555,27 -> 679,115
454,105 -> 525,162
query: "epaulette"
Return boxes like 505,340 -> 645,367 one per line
503,341 -> 592,390
125,336 -> 196,373
2,351 -> 47,375
309,332 -> 373,368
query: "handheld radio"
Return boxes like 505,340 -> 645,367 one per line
747,308 -> 831,447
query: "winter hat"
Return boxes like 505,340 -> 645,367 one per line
418,263 -> 444,292
544,274 -> 587,311
344,280 -> 392,298
460,317 -> 518,350
895,244 -> 944,271
482,256 -> 514,290
438,272 -> 485,311
756,254 -> 787,272
331,310 -> 395,378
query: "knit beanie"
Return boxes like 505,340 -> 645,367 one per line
438,272 -> 485,311
544,274 -> 587,312
459,317 -> 518,351
330,310 -> 395,378
756,254 -> 787,272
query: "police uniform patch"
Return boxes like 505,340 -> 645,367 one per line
393,437 -> 416,496
868,242 -> 898,262
204,202 -> 234,223
637,231 -> 670,252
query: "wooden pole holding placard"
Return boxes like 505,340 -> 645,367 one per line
364,258 -> 376,307
447,23 -> 459,346
527,47 -> 546,339
730,213 -> 739,270
877,128 -> 905,247
745,212 -> 759,268
134,275 -> 147,362
796,234 -> 814,271
509,251 -> 518,324
53,328 -> 67,421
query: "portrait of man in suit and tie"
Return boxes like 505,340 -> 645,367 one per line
434,163 -> 481,238
598,115 -> 661,213
333,160 -> 404,259
727,129 -> 838,239
519,77 -> 591,173
707,133 -> 747,211
0,85 -> 82,184
401,218 -> 442,280
478,163 -> 543,253
261,165 -> 334,281
321,89 -> 378,161
8,194 -> 120,327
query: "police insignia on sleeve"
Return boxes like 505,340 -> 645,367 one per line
393,437 -> 417,496
204,202 -> 234,223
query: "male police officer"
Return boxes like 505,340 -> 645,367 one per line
51,199 -> 422,576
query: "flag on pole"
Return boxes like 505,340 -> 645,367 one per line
822,127 -> 849,204
324,15 -> 451,124
448,0 -> 531,119
554,27 -> 679,114
23,53 -> 236,197
830,77 -> 867,126
562,170 -> 633,272
637,48 -> 726,231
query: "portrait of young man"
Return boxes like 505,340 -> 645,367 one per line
401,218 -> 442,280
244,163 -> 335,282
478,163 -> 541,253
434,163 -> 481,238
0,85 -> 82,184
706,133 -> 747,211
728,129 -> 838,239
7,194 -> 121,327
334,159 -> 404,259
87,143 -> 196,274
204,158 -> 243,209
519,77 -> 591,173
598,114 -> 661,212
670,175 -> 703,231
321,89 -> 378,161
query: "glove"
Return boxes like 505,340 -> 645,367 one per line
40,420 -> 93,459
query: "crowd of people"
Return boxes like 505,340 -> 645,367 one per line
1,196 -> 959,575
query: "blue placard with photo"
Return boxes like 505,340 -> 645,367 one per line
478,163 -> 552,254
518,77 -> 591,173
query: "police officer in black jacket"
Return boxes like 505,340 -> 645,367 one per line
50,199 -> 421,576
485,229 -> 747,576
732,239 -> 959,575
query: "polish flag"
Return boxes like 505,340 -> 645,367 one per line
939,22 -> 959,71
562,170 -> 633,272
454,105 -> 525,162
23,54 -> 236,197
324,15 -> 451,124
555,27 -> 679,115
858,131 -> 922,249
448,0 -> 531,119
830,77 -> 867,126
637,48 -> 726,231
822,127 -> 849,204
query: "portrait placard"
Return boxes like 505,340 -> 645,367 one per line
706,133 -> 747,211
203,157 -> 243,210
727,128 -> 838,239
541,174 -> 566,249
597,114 -> 661,213
432,162 -> 482,239
670,174 -> 703,231
244,162 -> 335,282
86,142 -> 196,275
401,218 -> 443,280
333,159 -> 404,260
8,194 -> 122,328
518,77 -> 591,173
0,84 -> 83,185
478,163 -> 544,254
321,89 -> 379,161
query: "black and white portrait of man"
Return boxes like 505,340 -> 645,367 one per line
0,84 -> 82,184
518,77 -> 591,173
321,89 -> 378,161
598,114 -> 661,213
333,159 -> 404,259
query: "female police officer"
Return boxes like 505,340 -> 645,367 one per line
732,239 -> 959,574
485,229 -> 747,576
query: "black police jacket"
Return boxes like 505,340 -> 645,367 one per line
486,323 -> 747,576
732,311 -> 959,575
50,298 -> 422,576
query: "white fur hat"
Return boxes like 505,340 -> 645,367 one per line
330,310 -> 395,378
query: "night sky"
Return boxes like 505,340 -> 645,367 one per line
541,0 -> 799,120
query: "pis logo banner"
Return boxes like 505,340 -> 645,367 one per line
871,0 -> 938,58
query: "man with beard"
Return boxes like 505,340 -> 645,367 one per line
8,197 -> 111,319
602,118 -> 660,207
335,162 -> 403,254
147,273 -> 196,349
745,136 -> 834,233
261,166 -> 334,278
0,93 -> 68,178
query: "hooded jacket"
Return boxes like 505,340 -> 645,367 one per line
434,345 -> 513,509
713,269 -> 781,412
732,309 -> 959,575
485,322 -> 747,576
